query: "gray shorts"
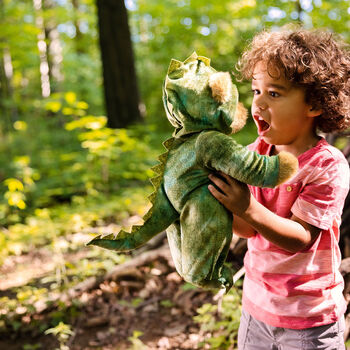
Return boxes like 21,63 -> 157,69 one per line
238,309 -> 345,350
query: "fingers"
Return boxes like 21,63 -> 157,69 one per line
208,173 -> 231,194
208,183 -> 227,201
208,172 -> 251,215
216,171 -> 240,186
208,184 -> 232,211
208,173 -> 231,208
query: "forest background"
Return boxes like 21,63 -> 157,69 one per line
1,0 -> 350,349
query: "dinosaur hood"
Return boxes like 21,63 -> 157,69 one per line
163,52 -> 240,137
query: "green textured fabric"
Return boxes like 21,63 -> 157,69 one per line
163,52 -> 238,137
87,53 -> 283,292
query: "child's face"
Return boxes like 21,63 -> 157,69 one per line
251,62 -> 319,148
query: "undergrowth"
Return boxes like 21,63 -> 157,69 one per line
0,92 -> 245,348
0,92 -> 165,343
194,282 -> 242,349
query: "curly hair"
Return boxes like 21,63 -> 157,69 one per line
237,28 -> 350,133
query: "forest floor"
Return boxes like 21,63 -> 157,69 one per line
0,239 -> 221,350
3,235 -> 350,350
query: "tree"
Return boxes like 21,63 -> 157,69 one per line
0,0 -> 17,126
71,0 -> 85,55
96,0 -> 141,128
44,0 -> 63,92
33,0 -> 51,97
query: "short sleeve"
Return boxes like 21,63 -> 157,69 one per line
291,153 -> 350,230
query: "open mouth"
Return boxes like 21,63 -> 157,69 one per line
253,115 -> 270,135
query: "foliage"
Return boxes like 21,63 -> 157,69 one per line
0,97 -> 162,336
194,285 -> 242,349
0,0 -> 103,118
127,330 -> 148,350
2,1 -> 349,130
1,0 -> 350,347
0,91 -> 160,224
129,0 -> 350,127
0,94 -> 249,341
45,322 -> 74,350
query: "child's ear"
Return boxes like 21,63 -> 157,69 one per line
307,106 -> 323,118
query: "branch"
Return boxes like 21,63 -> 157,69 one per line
36,244 -> 172,314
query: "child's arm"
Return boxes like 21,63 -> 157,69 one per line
209,172 -> 321,253
232,214 -> 256,238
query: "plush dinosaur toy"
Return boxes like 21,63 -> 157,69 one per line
87,52 -> 298,292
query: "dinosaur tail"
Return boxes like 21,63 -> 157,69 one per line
87,138 -> 178,251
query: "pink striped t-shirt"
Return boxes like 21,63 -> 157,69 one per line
243,137 -> 350,329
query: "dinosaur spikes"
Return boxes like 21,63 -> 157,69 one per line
184,51 -> 198,64
115,230 -> 130,238
87,233 -> 116,244
150,175 -> 162,188
167,59 -> 182,74
163,138 -> 175,149
157,140 -> 173,163
88,135 -> 175,249
86,235 -> 101,244
197,56 -> 211,66
182,52 -> 210,67
131,225 -> 143,233
143,209 -> 153,222
151,163 -> 164,174
137,136 -> 175,223
103,233 -> 117,240
158,153 -> 168,164
142,136 -> 174,219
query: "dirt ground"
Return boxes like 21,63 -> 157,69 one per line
0,250 -> 218,350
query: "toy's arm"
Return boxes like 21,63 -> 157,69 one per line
196,131 -> 298,188
87,184 -> 178,251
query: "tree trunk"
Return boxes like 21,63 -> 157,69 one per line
43,0 -> 63,93
96,0 -> 142,128
33,0 -> 51,97
296,0 -> 303,23
0,47 -> 14,129
72,0 -> 85,55
0,0 -> 17,127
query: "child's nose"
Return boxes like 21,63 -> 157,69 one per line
254,94 -> 268,110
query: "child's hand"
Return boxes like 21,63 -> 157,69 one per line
208,172 -> 252,217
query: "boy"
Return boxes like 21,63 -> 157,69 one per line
208,28 -> 350,349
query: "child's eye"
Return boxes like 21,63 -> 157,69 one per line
269,91 -> 280,97
251,89 -> 260,95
